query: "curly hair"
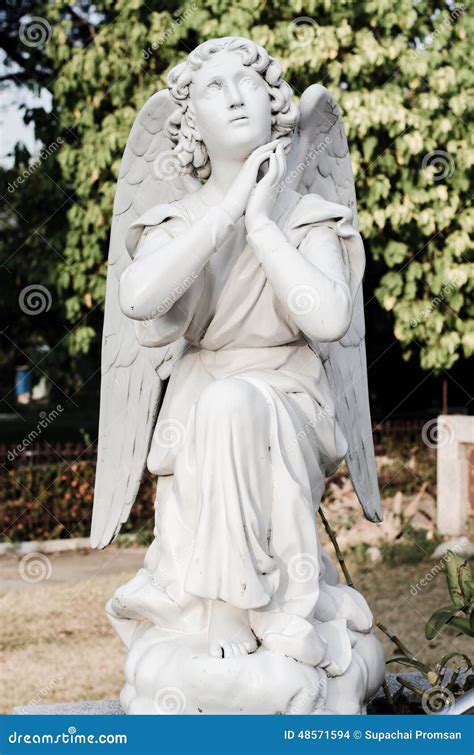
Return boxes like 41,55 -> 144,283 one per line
166,37 -> 299,179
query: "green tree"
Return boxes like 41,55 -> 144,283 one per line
3,0 -> 473,380
0,1 -> 99,397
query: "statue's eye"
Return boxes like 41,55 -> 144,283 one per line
207,80 -> 222,91
240,75 -> 258,89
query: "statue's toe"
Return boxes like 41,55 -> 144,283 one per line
209,641 -> 224,659
259,614 -> 328,666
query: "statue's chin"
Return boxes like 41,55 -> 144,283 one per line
209,132 -> 271,163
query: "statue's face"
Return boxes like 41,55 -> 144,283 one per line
190,50 -> 272,162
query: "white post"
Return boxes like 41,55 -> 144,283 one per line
436,415 -> 473,535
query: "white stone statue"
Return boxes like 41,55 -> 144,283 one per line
91,36 -> 385,715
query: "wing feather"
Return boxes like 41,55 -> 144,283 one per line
288,84 -> 382,522
91,90 -> 199,548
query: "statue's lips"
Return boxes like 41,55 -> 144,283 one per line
229,115 -> 249,124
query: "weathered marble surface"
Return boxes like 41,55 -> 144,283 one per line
15,674 -> 472,715
90,35 -> 385,715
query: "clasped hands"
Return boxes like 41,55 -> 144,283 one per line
222,138 -> 290,235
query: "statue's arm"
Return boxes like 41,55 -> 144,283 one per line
119,204 -> 236,322
246,222 -> 352,342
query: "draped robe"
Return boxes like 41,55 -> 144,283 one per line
111,188 -> 372,669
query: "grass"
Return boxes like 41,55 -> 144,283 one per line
1,547 -> 472,714
1,569 -> 128,714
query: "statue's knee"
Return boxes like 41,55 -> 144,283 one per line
197,378 -> 266,421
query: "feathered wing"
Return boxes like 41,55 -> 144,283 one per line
91,90 -> 198,549
287,84 -> 382,522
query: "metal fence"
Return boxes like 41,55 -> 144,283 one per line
1,419 -> 430,469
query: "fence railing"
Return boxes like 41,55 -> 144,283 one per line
372,418 -> 429,453
2,442 -> 97,468
1,419 -> 431,469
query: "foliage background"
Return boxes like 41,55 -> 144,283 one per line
1,0 -> 472,414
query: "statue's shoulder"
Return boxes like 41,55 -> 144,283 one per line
281,189 -> 326,226
125,199 -> 191,258
132,198 -> 191,229
284,189 -> 355,230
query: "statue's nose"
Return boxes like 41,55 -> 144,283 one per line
226,82 -> 244,109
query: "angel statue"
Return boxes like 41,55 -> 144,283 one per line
91,36 -> 385,715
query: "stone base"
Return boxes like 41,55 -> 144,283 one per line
114,616 -> 384,715
14,699 -> 123,715
13,672 -> 471,715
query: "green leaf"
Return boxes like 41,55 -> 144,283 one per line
386,657 -> 432,675
425,606 -> 460,640
435,652 -> 473,675
449,617 -> 474,638
458,560 -> 473,602
444,551 -> 467,608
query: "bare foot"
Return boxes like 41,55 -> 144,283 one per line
250,610 -> 328,666
111,569 -> 185,629
208,600 -> 257,659
314,583 -> 373,632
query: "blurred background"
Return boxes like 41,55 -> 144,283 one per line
0,0 -> 472,713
